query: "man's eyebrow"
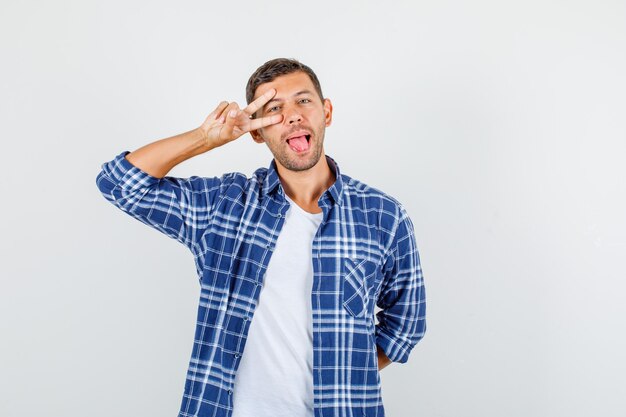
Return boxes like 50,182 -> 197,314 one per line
263,90 -> 315,108
293,89 -> 314,97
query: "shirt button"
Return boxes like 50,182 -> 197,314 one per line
228,389 -> 232,395
243,316 -> 249,321
234,353 -> 240,358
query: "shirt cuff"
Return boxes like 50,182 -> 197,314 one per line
101,151 -> 161,193
375,324 -> 413,364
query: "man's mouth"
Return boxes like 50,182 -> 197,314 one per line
286,132 -> 311,153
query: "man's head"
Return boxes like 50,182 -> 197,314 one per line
246,58 -> 324,106
247,58 -> 333,173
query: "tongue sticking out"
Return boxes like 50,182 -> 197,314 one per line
287,135 -> 309,152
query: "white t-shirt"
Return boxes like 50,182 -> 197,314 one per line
231,193 -> 323,417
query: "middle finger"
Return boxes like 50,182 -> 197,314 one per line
243,88 -> 277,118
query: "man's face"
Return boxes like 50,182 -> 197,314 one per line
250,71 -> 333,172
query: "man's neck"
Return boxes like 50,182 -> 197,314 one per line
276,153 -> 336,214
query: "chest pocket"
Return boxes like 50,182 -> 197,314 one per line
342,258 -> 379,318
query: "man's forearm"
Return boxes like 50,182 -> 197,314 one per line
377,345 -> 392,371
125,127 -> 214,178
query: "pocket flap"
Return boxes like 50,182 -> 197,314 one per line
342,257 -> 377,318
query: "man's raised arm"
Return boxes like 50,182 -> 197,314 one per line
124,89 -> 283,178
95,90 -> 283,251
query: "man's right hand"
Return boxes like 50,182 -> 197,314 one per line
200,88 -> 283,148
124,88 -> 284,178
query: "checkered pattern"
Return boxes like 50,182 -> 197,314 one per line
96,151 -> 426,417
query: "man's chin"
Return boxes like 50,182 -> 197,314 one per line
282,160 -> 318,172
276,151 -> 321,172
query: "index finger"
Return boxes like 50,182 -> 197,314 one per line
247,114 -> 283,131
244,88 -> 277,117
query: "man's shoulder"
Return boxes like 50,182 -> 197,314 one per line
207,167 -> 265,186
211,167 -> 269,193
196,170 -> 249,189
341,173 -> 406,212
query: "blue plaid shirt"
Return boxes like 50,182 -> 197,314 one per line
96,151 -> 426,417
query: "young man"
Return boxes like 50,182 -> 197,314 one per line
96,58 -> 426,417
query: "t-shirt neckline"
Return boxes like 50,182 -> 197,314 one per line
284,193 -> 323,219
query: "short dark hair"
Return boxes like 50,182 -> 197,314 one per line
245,58 -> 324,105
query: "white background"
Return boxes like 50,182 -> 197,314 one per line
1,1 -> 625,416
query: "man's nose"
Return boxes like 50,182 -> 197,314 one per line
285,108 -> 303,124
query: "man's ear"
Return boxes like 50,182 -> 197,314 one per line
250,128 -> 265,144
323,98 -> 333,127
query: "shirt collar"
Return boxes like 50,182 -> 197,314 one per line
263,154 -> 344,207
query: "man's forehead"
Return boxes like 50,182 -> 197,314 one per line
253,72 -> 315,100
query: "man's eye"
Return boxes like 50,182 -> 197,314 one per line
299,98 -> 311,104
268,106 -> 280,112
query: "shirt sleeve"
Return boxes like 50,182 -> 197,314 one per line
95,151 -> 226,252
375,204 -> 427,364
